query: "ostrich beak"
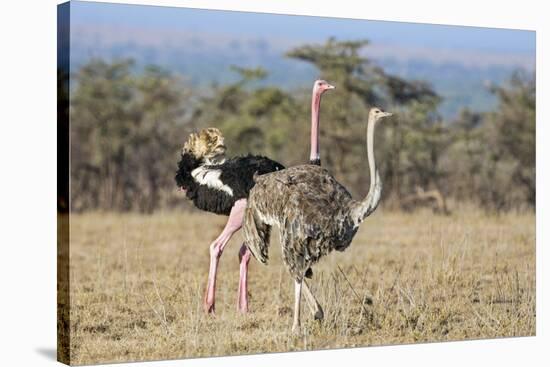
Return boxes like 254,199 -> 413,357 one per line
326,84 -> 335,90
381,112 -> 393,118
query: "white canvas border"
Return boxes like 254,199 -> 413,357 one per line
0,0 -> 546,366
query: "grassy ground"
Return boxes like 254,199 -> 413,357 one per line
67,208 -> 535,364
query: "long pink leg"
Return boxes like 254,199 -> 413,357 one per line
237,244 -> 252,313
204,199 -> 247,314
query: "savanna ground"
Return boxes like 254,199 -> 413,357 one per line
66,207 -> 535,365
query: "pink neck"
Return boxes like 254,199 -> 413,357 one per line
310,88 -> 322,163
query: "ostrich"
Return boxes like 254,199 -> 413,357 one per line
242,107 -> 393,331
175,80 -> 334,314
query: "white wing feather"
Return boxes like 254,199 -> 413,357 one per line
191,166 -> 234,196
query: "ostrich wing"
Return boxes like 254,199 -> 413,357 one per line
243,203 -> 272,265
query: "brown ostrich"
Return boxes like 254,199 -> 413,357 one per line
175,80 -> 334,313
242,107 -> 393,331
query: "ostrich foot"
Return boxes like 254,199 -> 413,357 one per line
303,281 -> 323,321
203,281 -> 217,314
236,283 -> 249,313
237,283 -> 249,313
237,297 -> 248,313
203,297 -> 216,314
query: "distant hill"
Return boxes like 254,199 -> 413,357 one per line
70,25 -> 534,119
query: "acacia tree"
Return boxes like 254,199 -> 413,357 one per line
192,66 -> 300,163
70,59 -> 190,212
490,71 -> 535,208
441,71 -> 535,211
476,72 -> 535,210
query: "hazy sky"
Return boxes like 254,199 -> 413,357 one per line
71,1 -> 535,55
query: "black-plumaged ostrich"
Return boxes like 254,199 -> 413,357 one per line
242,107 -> 393,331
175,80 -> 334,313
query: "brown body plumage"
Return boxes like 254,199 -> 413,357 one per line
245,165 -> 358,277
243,108 -> 393,331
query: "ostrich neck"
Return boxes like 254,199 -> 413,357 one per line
309,89 -> 322,164
366,116 -> 377,197
350,114 -> 382,226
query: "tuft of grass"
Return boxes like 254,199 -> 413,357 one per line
67,208 -> 535,364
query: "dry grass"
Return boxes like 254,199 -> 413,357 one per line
67,208 -> 535,365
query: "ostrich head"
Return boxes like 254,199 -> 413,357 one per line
313,79 -> 335,95
182,127 -> 227,164
176,127 -> 227,194
369,107 -> 393,123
